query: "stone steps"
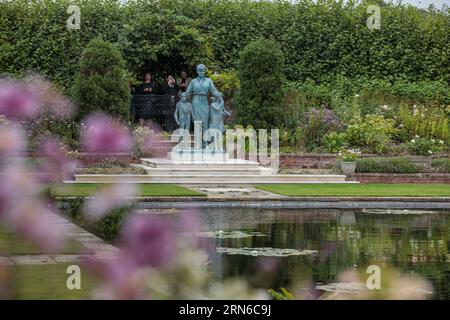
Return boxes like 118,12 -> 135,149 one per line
141,158 -> 262,170
132,164 -> 274,176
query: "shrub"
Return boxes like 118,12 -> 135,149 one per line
344,115 -> 396,154
324,131 -> 346,153
396,105 -> 449,143
235,38 -> 285,129
93,207 -> 129,242
209,69 -> 240,99
73,38 -> 130,121
431,158 -> 450,173
302,108 -> 341,152
355,157 -> 421,173
407,136 -> 446,156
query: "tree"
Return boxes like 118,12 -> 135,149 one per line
235,38 -> 286,129
73,38 -> 130,121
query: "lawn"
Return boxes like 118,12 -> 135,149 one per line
8,263 -> 96,299
51,183 -> 205,197
256,184 -> 450,197
0,227 -> 88,255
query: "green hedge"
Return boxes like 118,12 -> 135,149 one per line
355,157 -> 421,173
1,0 -> 449,91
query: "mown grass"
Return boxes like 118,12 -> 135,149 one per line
51,183 -> 204,197
7,263 -> 96,299
256,184 -> 450,197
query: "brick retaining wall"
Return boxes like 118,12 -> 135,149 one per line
347,173 -> 450,183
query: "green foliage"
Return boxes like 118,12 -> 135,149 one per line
73,38 -> 130,121
267,287 -> 294,300
1,0 -> 450,90
344,115 -> 396,154
235,38 -> 285,129
407,136 -> 446,156
396,105 -> 449,143
431,158 -> 450,173
356,157 -> 421,173
209,69 -> 240,98
93,207 -> 129,242
324,131 -> 346,153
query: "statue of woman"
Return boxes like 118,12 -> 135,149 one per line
185,64 -> 219,135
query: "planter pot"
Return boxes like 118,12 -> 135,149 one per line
340,161 -> 357,174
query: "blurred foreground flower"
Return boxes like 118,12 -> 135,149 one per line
87,213 -> 267,300
0,80 -> 39,120
83,183 -> 137,220
81,113 -> 131,153
37,137 -> 75,182
276,267 -> 433,300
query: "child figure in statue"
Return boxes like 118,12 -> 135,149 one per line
209,92 -> 231,133
174,92 -> 192,130
205,92 -> 231,151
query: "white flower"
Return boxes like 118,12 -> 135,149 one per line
415,135 -> 420,138
381,105 -> 389,111
413,105 -> 417,109
410,139 -> 415,143
431,139 -> 435,143
355,94 -> 360,98
428,150 -> 433,154
439,140 -> 444,144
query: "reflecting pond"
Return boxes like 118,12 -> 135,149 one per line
186,208 -> 450,299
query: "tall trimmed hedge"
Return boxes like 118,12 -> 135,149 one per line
73,38 -> 130,121
0,0 -> 449,90
235,38 -> 285,129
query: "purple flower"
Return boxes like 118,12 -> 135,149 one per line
24,75 -> 74,119
83,184 -> 137,220
3,201 -> 65,253
0,126 -> 25,157
37,137 -> 75,182
81,113 -> 131,153
121,215 -> 175,268
0,81 -> 39,120
306,107 -> 341,129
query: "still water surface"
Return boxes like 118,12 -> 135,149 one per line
189,208 -> 450,299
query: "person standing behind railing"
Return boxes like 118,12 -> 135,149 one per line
140,72 -> 157,95
161,74 -> 179,96
177,71 -> 191,93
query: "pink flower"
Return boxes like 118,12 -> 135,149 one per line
2,200 -> 65,253
0,126 -> 25,157
0,81 -> 39,120
81,114 -> 131,153
121,215 -> 175,268
24,75 -> 74,119
37,137 -> 75,182
83,184 -> 137,220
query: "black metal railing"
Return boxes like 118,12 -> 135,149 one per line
131,94 -> 178,132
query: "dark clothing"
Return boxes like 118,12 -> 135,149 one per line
179,78 -> 187,92
162,83 -> 179,96
140,81 -> 157,94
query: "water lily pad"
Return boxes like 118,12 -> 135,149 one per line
361,209 -> 437,215
217,247 -> 318,257
198,231 -> 266,239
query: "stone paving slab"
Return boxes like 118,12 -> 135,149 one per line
10,255 -> 55,265
184,184 -> 287,199
2,213 -> 120,266
0,256 -> 14,265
